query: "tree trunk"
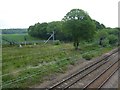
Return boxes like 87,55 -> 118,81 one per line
74,41 -> 79,50
99,37 -> 103,46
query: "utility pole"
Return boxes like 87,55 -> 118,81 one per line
53,31 -> 54,43
24,36 -> 27,46
44,31 -> 55,44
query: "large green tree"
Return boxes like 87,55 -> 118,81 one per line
62,9 -> 96,50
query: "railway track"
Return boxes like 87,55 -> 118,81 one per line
83,59 -> 119,89
47,49 -> 118,89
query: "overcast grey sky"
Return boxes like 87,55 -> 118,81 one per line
0,0 -> 119,29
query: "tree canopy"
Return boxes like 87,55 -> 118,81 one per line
62,9 -> 96,49
93,20 -> 106,29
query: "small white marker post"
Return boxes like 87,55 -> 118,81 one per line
24,36 -> 27,46
25,41 -> 26,46
19,44 -> 22,48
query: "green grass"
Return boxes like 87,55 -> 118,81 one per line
2,34 -> 40,43
2,43 -> 116,88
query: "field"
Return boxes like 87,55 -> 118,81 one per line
2,42 -> 116,88
2,34 -> 40,45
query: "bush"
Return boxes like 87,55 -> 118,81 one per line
102,38 -> 109,47
54,40 -> 61,45
108,35 -> 118,45
82,53 -> 94,60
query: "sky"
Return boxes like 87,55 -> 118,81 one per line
0,0 -> 119,29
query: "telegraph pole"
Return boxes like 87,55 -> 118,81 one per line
53,31 -> 54,43
44,31 -> 55,44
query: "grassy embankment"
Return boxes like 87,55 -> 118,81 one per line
2,42 -> 116,88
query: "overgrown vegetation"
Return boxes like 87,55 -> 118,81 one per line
82,53 -> 94,60
2,43 -> 117,88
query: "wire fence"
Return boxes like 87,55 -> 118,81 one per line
2,36 -> 58,45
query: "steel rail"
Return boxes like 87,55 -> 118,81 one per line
98,67 -> 119,89
63,52 -> 118,89
47,49 -> 118,89
83,59 -> 119,89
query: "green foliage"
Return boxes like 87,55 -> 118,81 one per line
102,38 -> 109,47
62,9 -> 96,50
28,22 -> 49,39
54,40 -> 61,45
108,35 -> 118,45
82,53 -> 94,60
104,28 -> 119,35
47,21 -> 62,32
96,30 -> 108,39
46,21 -> 70,41
95,28 -> 119,47
95,29 -> 108,46
93,20 -> 106,29
28,21 -> 72,41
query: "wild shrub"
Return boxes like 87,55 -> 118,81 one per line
108,35 -> 118,45
82,53 -> 94,60
54,40 -> 61,45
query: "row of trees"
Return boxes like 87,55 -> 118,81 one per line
96,28 -> 119,47
2,29 -> 27,34
28,9 -> 119,50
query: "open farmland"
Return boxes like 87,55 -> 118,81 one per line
2,43 -> 116,88
2,34 -> 40,43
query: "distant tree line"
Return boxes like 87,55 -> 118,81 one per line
2,29 -> 27,34
28,21 -> 72,41
28,14 -> 106,42
28,20 -> 106,41
28,9 -> 119,49
96,28 -> 119,47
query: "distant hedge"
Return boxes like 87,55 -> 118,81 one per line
2,29 -> 27,34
